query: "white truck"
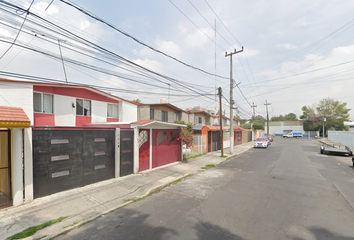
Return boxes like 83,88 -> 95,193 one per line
283,132 -> 303,138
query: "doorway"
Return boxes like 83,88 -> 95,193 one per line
0,130 -> 11,209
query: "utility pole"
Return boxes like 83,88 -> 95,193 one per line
218,87 -> 223,157
251,102 -> 257,119
265,100 -> 271,136
225,47 -> 243,154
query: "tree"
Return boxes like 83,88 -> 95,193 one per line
301,98 -> 350,134
131,99 -> 141,103
251,115 -> 266,124
271,113 -> 297,121
241,122 -> 264,130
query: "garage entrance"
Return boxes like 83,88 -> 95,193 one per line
0,130 -> 11,209
33,128 -> 115,198
152,129 -> 181,168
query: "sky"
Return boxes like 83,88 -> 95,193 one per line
0,0 -> 354,120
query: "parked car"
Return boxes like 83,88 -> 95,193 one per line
254,137 -> 269,148
267,136 -> 274,142
283,132 -> 303,138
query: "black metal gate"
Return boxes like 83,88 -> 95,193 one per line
120,129 -> 134,177
33,128 -> 115,198
248,131 -> 253,142
212,131 -> 221,151
0,130 -> 11,209
208,131 -> 211,152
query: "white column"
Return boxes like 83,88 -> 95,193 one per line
24,128 -> 33,203
149,128 -> 152,169
12,128 -> 23,206
133,127 -> 139,174
115,128 -> 120,178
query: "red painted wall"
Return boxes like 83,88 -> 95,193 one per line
76,116 -> 91,127
34,86 -> 119,104
152,129 -> 181,168
34,113 -> 55,126
107,118 -> 119,122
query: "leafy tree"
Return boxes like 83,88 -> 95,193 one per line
301,98 -> 350,133
241,122 -> 264,130
271,113 -> 297,121
251,115 -> 266,124
179,122 -> 194,149
131,99 -> 141,103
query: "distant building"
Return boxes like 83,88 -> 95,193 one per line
344,122 -> 354,132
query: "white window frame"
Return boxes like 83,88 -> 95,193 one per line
76,98 -> 91,116
33,92 -> 54,114
107,103 -> 119,118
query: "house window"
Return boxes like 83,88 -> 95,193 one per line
76,99 -> 91,116
174,113 -> 180,121
107,103 -> 119,118
150,109 -> 154,120
162,111 -> 168,122
33,92 -> 53,114
198,117 -> 202,124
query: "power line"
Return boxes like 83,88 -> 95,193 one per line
59,0 -> 229,80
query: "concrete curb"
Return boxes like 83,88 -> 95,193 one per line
5,143 -> 255,240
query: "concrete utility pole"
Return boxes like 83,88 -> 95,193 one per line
218,87 -> 223,157
225,47 -> 243,154
265,100 -> 271,136
251,102 -> 257,119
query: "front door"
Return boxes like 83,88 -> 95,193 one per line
0,130 -> 11,209
120,130 -> 134,176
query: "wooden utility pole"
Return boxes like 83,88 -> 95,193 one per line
225,47 -> 243,154
218,87 -> 223,157
265,100 -> 271,136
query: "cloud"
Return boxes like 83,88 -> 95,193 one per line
278,43 -> 298,49
184,27 -> 214,48
33,1 -> 59,15
155,36 -> 181,58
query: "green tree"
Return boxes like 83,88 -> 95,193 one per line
251,115 -> 266,124
241,122 -> 264,130
301,98 -> 350,133
131,99 -> 141,103
271,113 -> 297,121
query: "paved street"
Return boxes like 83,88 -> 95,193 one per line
56,138 -> 354,240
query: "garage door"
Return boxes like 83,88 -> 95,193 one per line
33,129 -> 115,198
152,129 -> 181,168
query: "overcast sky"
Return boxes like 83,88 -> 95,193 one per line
1,0 -> 354,120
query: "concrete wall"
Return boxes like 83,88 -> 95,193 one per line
138,105 -> 150,120
265,121 -> 304,136
92,100 -> 107,123
328,131 -> 354,147
0,82 -> 33,123
181,112 -> 189,123
120,101 -> 137,122
54,95 -> 76,126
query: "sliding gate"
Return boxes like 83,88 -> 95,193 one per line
33,128 -> 115,198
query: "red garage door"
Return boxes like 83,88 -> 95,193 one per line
152,129 -> 181,168
138,130 -> 150,172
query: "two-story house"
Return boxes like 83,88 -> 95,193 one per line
0,78 -> 139,209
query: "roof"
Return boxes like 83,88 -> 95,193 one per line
192,125 -> 204,131
0,78 -> 139,106
191,111 -> 212,117
203,125 -> 226,131
131,119 -> 187,128
139,103 -> 183,112
0,106 -> 30,128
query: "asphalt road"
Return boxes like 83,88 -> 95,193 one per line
56,138 -> 354,240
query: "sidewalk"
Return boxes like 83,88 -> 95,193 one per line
0,142 -> 254,240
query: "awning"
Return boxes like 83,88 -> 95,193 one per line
0,106 -> 31,128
